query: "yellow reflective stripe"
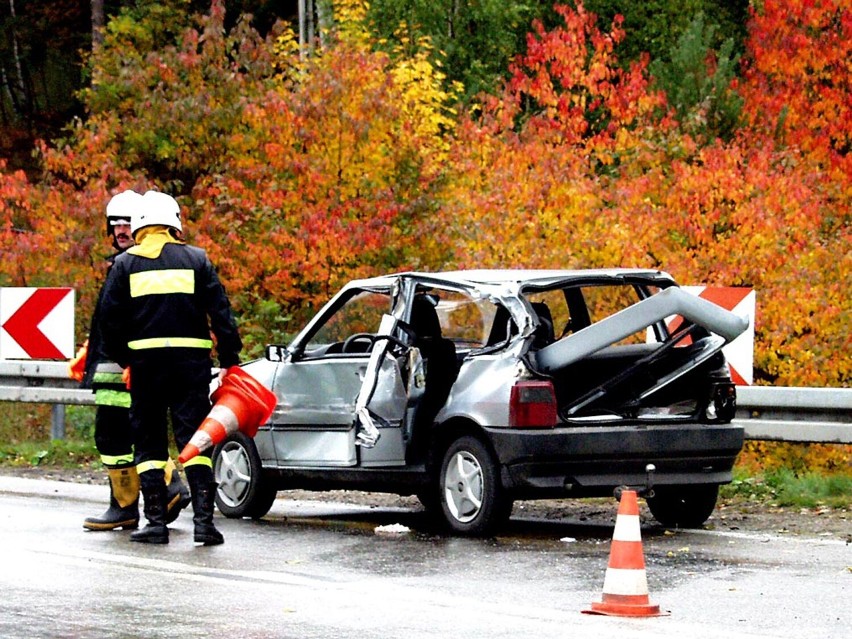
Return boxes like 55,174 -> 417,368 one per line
128,337 -> 213,350
182,455 -> 212,469
129,269 -> 195,297
93,372 -> 124,384
101,453 -> 134,466
137,460 -> 168,474
95,389 -> 131,408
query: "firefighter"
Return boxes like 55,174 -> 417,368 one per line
80,190 -> 191,532
99,190 -> 242,545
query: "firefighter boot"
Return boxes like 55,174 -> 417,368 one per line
164,458 -> 191,524
83,465 -> 140,531
191,481 -> 224,546
130,473 -> 169,544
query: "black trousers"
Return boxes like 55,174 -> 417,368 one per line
129,355 -> 213,475
93,405 -> 133,458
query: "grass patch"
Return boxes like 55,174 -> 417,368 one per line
721,467 -> 852,510
0,438 -> 100,468
0,403 -> 99,467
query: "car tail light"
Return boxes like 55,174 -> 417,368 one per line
706,382 -> 736,422
510,380 -> 558,428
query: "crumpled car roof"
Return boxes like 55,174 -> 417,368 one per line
346,268 -> 676,294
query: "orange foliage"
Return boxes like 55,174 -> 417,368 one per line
737,441 -> 851,476
446,2 -> 850,387
444,3 -> 664,270
191,5 -> 457,340
739,0 -> 852,183
0,0 -> 848,390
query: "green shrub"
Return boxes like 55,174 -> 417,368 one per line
649,12 -> 743,141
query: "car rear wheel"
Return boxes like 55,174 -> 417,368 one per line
212,432 -> 277,519
438,435 -> 512,536
646,484 -> 719,528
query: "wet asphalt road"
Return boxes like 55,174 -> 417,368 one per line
0,475 -> 849,639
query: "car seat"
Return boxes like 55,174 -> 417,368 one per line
530,302 -> 555,349
408,295 -> 459,455
486,305 -> 516,346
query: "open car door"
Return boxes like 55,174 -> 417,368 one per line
353,313 -> 426,467
269,311 -> 422,469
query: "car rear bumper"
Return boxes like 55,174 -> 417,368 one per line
485,422 -> 744,499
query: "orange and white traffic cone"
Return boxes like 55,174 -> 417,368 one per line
178,366 -> 277,464
582,489 -> 668,617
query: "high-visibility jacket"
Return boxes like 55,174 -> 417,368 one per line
82,251 -> 122,389
79,251 -> 132,410
99,240 -> 242,370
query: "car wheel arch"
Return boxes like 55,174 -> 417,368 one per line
430,417 -> 493,467
425,418 -> 513,536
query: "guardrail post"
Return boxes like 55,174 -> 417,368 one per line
51,404 -> 66,441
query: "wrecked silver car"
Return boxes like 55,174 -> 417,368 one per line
212,269 -> 749,536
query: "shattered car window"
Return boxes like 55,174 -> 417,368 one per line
435,292 -> 497,349
527,284 -> 667,346
305,290 -> 391,352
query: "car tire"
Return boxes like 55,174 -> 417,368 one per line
212,431 -> 277,519
438,435 -> 512,536
646,484 -> 719,528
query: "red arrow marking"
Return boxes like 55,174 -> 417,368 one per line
699,287 -> 752,311
728,365 -> 748,386
2,288 -> 72,358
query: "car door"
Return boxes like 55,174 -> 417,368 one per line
267,286 -> 414,468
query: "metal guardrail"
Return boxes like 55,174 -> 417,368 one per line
0,361 -> 94,440
0,361 -> 94,404
734,386 -> 852,444
0,360 -> 850,443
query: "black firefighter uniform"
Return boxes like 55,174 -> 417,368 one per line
99,227 -> 242,543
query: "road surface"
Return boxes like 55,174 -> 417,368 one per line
0,474 -> 848,638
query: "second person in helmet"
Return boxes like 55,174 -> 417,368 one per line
82,189 -> 191,532
99,190 -> 243,546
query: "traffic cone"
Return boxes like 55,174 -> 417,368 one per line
582,489 -> 668,617
178,366 -> 277,464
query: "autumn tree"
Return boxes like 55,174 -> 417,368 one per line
0,0 -> 848,388
604,0 -> 851,386
443,3 -> 664,269
191,0 -> 460,350
738,0 -> 851,178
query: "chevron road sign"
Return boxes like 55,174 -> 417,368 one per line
0,288 -> 75,360
673,286 -> 755,385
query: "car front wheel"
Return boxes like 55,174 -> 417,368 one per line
438,435 -> 512,536
212,431 -> 277,519
646,484 -> 719,528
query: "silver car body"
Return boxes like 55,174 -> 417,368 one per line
219,269 -> 750,534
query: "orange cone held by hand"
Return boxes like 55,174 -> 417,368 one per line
583,489 -> 667,617
178,366 -> 277,464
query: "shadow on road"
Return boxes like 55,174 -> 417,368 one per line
238,499 -> 669,543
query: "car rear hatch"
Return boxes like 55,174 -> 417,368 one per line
530,286 -> 749,422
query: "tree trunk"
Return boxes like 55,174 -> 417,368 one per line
91,0 -> 105,48
6,0 -> 27,111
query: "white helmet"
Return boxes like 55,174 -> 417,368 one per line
132,190 -> 182,236
105,190 -> 142,234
